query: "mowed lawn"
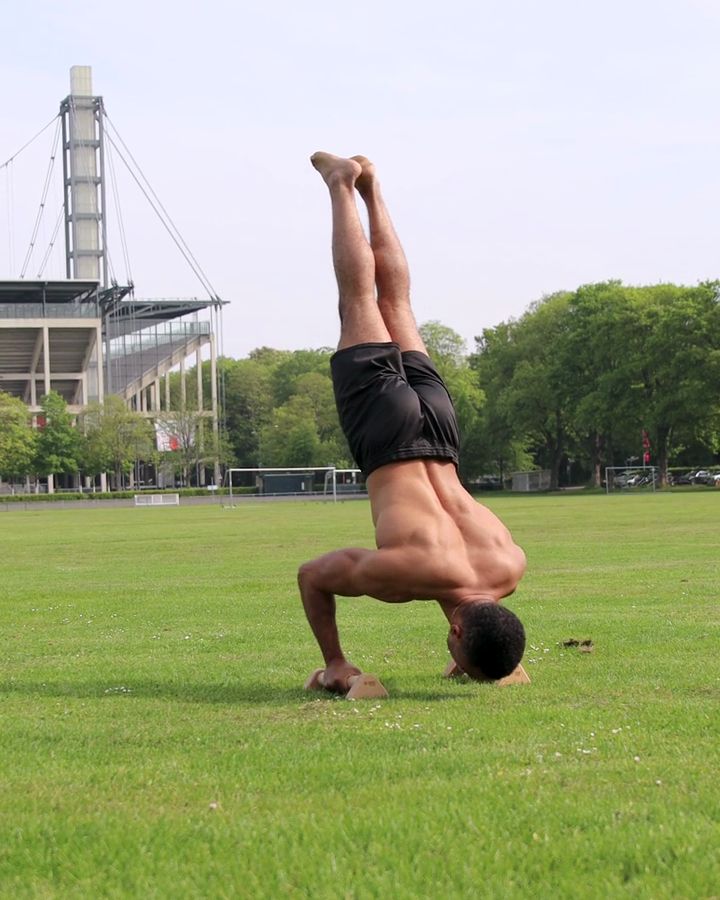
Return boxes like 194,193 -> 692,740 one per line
0,493 -> 718,899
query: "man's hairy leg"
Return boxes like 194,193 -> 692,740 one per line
352,155 -> 427,353
311,152 -> 391,349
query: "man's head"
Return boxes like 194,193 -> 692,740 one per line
447,601 -> 526,681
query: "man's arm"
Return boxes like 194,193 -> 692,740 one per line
297,547 -> 411,691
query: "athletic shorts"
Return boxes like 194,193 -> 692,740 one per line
330,342 -> 460,478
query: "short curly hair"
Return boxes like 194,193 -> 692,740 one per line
460,602 -> 526,679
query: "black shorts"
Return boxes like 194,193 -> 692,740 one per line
330,342 -> 460,477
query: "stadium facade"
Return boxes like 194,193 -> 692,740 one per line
0,67 -> 224,492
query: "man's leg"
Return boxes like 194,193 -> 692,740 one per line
352,156 -> 427,354
311,152 -> 392,350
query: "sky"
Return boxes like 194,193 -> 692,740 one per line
1,0 -> 719,359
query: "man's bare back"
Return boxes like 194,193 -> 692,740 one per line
299,151 -> 527,691
367,459 -> 526,607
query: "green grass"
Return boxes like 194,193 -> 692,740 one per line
1,493 -> 719,899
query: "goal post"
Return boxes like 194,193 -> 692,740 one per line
221,467 -> 365,506
604,466 -> 658,494
134,493 -> 180,506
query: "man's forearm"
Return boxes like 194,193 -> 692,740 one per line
298,571 -> 345,665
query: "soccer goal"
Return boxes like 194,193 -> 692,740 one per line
134,493 -> 180,506
221,467 -> 365,506
604,466 -> 658,494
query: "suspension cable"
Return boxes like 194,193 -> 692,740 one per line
103,113 -> 221,301
36,205 -> 65,277
4,164 -> 14,272
0,115 -> 59,170
19,118 -> 62,278
105,132 -> 133,284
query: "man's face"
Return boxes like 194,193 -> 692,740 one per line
446,627 -> 492,683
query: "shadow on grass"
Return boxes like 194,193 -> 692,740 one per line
0,679 -> 470,705
0,679 -> 301,705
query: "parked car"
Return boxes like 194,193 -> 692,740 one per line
691,470 -> 713,485
670,471 -> 693,485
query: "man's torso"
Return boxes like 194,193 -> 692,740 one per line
366,459 -> 526,604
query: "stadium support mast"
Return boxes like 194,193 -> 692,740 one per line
60,66 -> 108,287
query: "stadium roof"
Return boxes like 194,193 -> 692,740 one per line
0,279 -> 100,305
103,297 -> 218,323
0,280 -> 224,324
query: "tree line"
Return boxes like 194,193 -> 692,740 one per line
471,280 -> 720,487
1,281 -> 719,491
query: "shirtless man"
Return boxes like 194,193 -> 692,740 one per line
298,152 -> 527,692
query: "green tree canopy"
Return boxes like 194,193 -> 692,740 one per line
34,392 -> 79,478
420,321 -> 485,480
79,395 -> 153,485
0,392 -> 37,482
473,294 -> 574,489
473,281 -> 720,486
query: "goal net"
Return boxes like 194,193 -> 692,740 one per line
221,467 -> 365,505
604,466 -> 658,494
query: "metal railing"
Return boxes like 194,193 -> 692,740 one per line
0,302 -> 100,319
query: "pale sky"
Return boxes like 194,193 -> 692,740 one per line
2,0 -> 719,359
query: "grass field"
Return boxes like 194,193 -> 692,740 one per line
1,493 -> 719,899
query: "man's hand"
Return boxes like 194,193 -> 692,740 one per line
443,659 -> 465,678
322,659 -> 362,693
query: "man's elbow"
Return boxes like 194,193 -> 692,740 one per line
297,561 -> 316,591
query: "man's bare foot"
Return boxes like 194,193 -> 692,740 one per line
350,155 -> 377,198
310,151 -> 361,188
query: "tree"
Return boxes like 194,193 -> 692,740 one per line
221,357 -> 276,467
0,392 -> 37,485
79,395 -> 154,488
470,322 -> 526,479
269,349 -> 334,406
473,294 -> 574,490
630,282 -> 720,485
34,392 -> 80,482
420,321 -> 485,480
259,396 -> 322,467
154,406 -> 210,486
219,348 -> 351,470
559,282 -> 642,486
473,281 -> 720,488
